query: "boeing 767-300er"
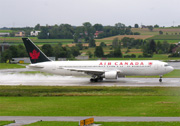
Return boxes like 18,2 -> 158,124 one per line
22,38 -> 174,82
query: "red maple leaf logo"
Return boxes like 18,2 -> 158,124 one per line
148,62 -> 153,65
29,49 -> 40,60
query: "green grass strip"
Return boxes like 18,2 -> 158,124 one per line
24,121 -> 180,126
127,69 -> 180,78
1,86 -> 180,96
0,63 -> 25,69
1,96 -> 180,116
0,121 -> 14,126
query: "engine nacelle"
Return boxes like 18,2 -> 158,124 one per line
103,71 -> 118,79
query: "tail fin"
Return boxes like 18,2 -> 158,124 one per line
22,38 -> 51,64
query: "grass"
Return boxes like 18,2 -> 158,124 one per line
2,86 -> 180,96
1,96 -> 180,116
0,30 -> 12,33
25,121 -> 180,126
127,69 -> 180,78
0,37 -> 73,43
0,121 -> 14,126
148,35 -> 180,40
155,40 -> 179,44
1,86 -> 180,116
24,121 -> 77,126
102,55 -> 180,60
0,63 -> 25,69
164,69 -> 180,78
131,28 -> 159,35
132,28 -> 180,36
98,122 -> 180,126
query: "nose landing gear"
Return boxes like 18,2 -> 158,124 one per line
159,75 -> 162,82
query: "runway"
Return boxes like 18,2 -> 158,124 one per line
1,116 -> 180,126
0,68 -> 180,87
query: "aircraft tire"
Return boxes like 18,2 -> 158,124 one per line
99,77 -> 103,82
95,78 -> 98,82
90,78 -> 94,82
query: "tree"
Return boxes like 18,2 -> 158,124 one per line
49,24 -> 74,39
71,46 -> 80,57
142,41 -> 153,57
149,39 -> 156,53
134,24 -> 139,28
154,24 -> 159,28
38,26 -> 49,39
65,47 -> 73,58
1,45 -> 27,62
17,45 -> 27,57
115,23 -> 125,29
83,22 -> 94,38
156,41 -> 162,54
76,43 -> 83,50
86,51 -> 93,58
1,49 -> 12,62
169,44 -> 177,53
112,37 -> 121,48
100,42 -> 106,47
94,46 -> 104,57
113,46 -> 123,57
41,44 -> 53,57
147,25 -> 154,31
134,32 -> 140,35
89,39 -> 96,47
35,24 -> 41,30
73,26 -> 84,43
159,30 -> 163,35
161,41 -> 170,53
93,24 -> 103,31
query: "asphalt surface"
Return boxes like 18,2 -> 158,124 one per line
1,116 -> 180,126
0,67 -> 180,86
0,75 -> 180,87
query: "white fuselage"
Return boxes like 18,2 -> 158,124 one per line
27,60 -> 174,77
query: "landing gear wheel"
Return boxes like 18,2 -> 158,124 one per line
159,75 -> 162,82
90,78 -> 94,82
99,77 -> 103,82
95,78 -> 98,82
90,78 -> 98,82
90,76 -> 103,82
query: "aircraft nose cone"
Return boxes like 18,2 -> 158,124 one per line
168,66 -> 174,72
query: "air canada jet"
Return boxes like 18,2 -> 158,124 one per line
22,38 -> 174,82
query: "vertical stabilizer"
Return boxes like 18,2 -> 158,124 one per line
22,38 -> 51,64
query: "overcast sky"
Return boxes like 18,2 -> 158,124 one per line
1,0 -> 180,27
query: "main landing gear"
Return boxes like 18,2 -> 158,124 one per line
90,76 -> 103,82
159,75 -> 162,82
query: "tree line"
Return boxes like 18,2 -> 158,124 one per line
1,37 -> 179,63
0,44 -> 81,63
35,22 -> 139,41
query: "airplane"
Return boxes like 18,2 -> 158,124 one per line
22,38 -> 174,82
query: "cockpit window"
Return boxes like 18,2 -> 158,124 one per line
164,64 -> 170,67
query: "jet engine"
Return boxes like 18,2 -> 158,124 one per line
103,71 -> 118,79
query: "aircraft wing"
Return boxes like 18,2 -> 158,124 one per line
60,67 -> 121,76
